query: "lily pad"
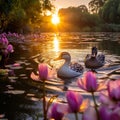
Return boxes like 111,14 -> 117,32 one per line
6,85 -> 14,89
21,77 -> 28,79
4,90 -> 25,94
25,67 -> 33,70
109,74 -> 120,80
19,74 -> 26,77
0,69 -> 8,76
26,93 -> 35,97
30,97 -> 40,101
8,76 -> 18,80
10,66 -> 23,70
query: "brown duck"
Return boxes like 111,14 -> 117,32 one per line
85,47 -> 105,70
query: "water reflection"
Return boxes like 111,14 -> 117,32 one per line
1,32 -> 120,120
53,34 -> 60,52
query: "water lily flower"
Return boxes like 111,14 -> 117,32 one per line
38,63 -> 48,81
99,91 -> 115,108
47,102 -> 68,120
7,44 -> 14,53
99,80 -> 120,109
99,105 -> 120,120
66,90 -> 83,113
31,63 -> 56,81
83,106 -> 97,120
77,71 -> 105,92
108,79 -> 120,101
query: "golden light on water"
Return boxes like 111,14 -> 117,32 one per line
53,35 -> 59,52
51,14 -> 60,25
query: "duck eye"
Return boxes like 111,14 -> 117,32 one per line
62,52 -> 67,56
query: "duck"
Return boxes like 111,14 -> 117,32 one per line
85,47 -> 105,70
54,52 -> 83,78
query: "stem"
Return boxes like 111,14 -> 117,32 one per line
75,113 -> 78,120
43,80 -> 47,120
91,92 -> 100,120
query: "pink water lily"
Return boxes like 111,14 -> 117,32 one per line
99,91 -> 115,108
47,102 -> 68,120
66,90 -> 83,113
77,71 -> 105,92
83,106 -> 97,120
99,105 -> 120,120
38,63 -> 48,81
99,79 -> 120,109
108,79 -> 120,101
31,63 -> 48,81
7,44 -> 14,53
31,63 -> 56,81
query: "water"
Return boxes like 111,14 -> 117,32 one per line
0,32 -> 120,120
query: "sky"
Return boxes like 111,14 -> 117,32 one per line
52,0 -> 91,9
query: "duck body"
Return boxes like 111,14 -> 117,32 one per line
85,47 -> 105,69
54,52 -> 83,78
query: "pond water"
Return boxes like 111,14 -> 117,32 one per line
0,32 -> 120,120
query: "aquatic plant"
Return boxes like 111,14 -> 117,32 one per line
0,33 -> 14,68
31,63 -> 57,120
30,62 -> 120,120
66,91 -> 83,120
46,71 -> 120,120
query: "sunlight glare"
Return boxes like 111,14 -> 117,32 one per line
51,14 -> 60,25
53,34 -> 59,52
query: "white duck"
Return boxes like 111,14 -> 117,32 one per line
54,52 -> 83,78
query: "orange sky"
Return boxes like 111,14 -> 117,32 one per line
52,0 -> 91,9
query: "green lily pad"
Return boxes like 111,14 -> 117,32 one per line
0,69 -> 8,76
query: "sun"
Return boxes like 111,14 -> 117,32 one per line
51,14 -> 60,25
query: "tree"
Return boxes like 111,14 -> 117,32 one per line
89,0 -> 107,13
0,0 -> 54,33
99,0 -> 120,24
58,6 -> 101,31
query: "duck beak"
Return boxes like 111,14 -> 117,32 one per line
54,56 -> 61,61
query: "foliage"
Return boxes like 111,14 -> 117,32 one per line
99,0 -> 120,24
0,0 -> 54,33
58,6 -> 102,32
88,0 -> 107,13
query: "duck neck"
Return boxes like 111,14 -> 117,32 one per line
63,58 -> 71,66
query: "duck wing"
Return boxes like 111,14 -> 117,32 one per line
97,54 -> 105,64
70,62 -> 83,73
57,65 -> 82,78
85,54 -> 91,61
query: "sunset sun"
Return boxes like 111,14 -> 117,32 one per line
51,14 -> 60,25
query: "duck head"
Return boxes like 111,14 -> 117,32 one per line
91,47 -> 97,57
54,52 -> 71,65
54,52 -> 71,61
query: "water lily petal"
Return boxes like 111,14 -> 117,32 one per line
99,91 -> 115,108
77,78 -> 87,91
83,106 -> 97,120
66,91 -> 83,113
47,102 -> 65,120
30,72 -> 39,81
38,63 -> 48,81
108,80 -> 120,101
85,72 -> 98,92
